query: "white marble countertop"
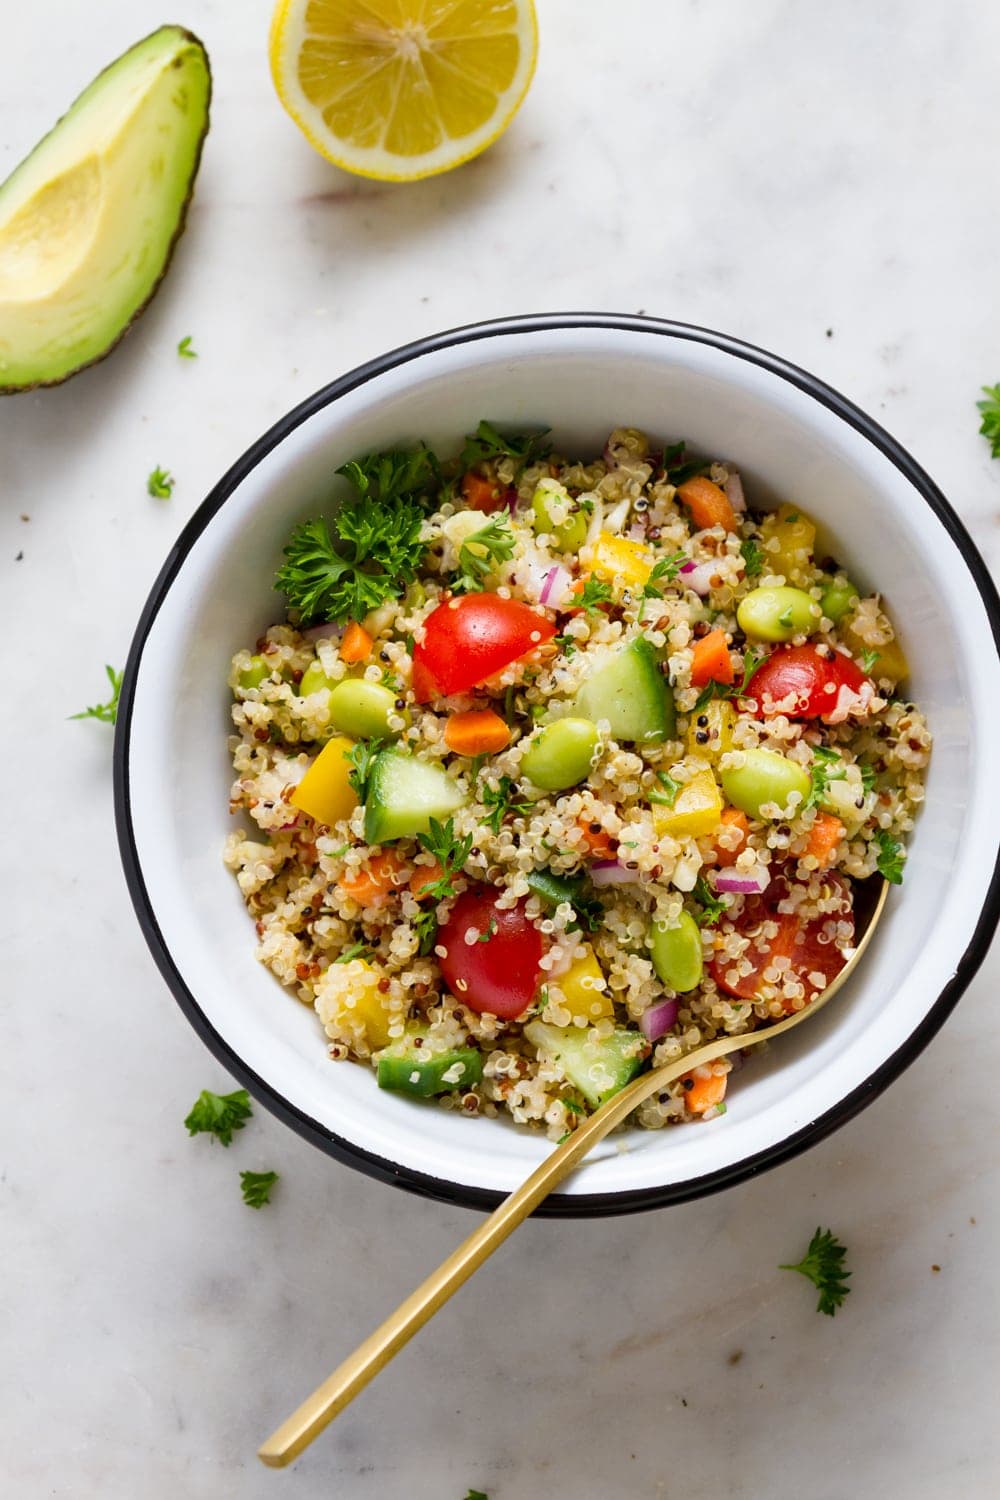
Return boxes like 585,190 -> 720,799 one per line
3,1 -> 999,1495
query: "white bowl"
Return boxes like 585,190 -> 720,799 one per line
114,314 -> 1000,1215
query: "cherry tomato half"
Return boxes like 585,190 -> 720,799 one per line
745,645 -> 870,722
412,594 -> 556,703
437,886 -> 544,1019
709,878 -> 854,1009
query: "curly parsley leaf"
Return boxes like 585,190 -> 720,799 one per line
660,440 -> 710,486
412,818 -> 475,954
147,466 -> 174,499
741,537 -> 764,578
337,446 -> 440,508
453,514 -> 516,593
693,876 -> 727,927
804,745 -> 848,810
345,739 -> 385,801
858,648 -> 880,675
648,769 -> 682,807
873,829 -> 905,884
480,775 -> 534,835
458,420 -> 551,477
578,576 -> 614,615
276,501 -> 426,627
780,1227 -> 851,1315
184,1088 -> 252,1146
642,552 -> 687,600
70,664 -> 123,725
177,335 -> 197,359
692,648 -> 764,712
240,1169 -> 279,1209
977,384 -> 1000,460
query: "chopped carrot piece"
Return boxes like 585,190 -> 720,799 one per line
690,628 -> 734,687
461,471 -> 507,513
575,816 -> 617,859
336,851 -> 406,906
444,707 -> 511,756
676,475 -> 738,534
805,812 -> 845,867
682,1069 -> 727,1114
340,621 -> 373,664
410,859 -> 444,898
713,807 -> 750,867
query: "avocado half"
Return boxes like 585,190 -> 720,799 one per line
0,26 -> 211,394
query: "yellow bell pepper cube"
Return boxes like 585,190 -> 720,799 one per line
652,768 -> 723,838
838,612 -> 909,686
556,944 -> 614,1021
291,734 -> 359,826
761,503 -> 816,585
321,958 -> 393,1050
685,698 -> 735,763
586,531 -> 653,593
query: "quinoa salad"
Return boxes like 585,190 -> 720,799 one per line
224,423 -> 930,1139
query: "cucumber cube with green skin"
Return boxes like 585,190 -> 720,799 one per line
363,749 -> 466,843
376,1040 -> 483,1098
524,1020 -> 648,1108
573,638 -> 675,744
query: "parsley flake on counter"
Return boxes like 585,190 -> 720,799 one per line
147,466 -> 174,499
184,1087 -> 252,1146
240,1169 -> 279,1209
780,1227 -> 851,1315
70,664 -> 123,725
177,335 -> 197,359
463,1491 -> 489,1500
977,383 -> 1000,459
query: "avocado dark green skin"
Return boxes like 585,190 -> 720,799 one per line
0,27 -> 212,396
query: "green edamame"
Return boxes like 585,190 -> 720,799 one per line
520,717 -> 599,791
327,679 -> 403,740
737,585 -> 820,643
820,576 -> 860,624
237,654 -> 271,691
298,660 -> 338,697
721,748 -> 812,819
531,480 -> 588,553
650,910 -> 703,992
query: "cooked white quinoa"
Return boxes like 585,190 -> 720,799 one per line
224,427 -> 930,1139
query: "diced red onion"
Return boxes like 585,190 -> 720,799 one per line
724,472 -> 746,513
627,521 -> 647,542
712,867 -> 771,896
301,622 -> 341,643
539,563 -> 572,608
588,859 -> 639,886
640,998 -> 679,1041
680,560 -> 718,596
504,487 -> 519,516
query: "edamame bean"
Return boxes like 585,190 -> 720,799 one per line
820,576 -> 859,624
650,910 -> 703,992
721,748 -> 811,819
327,679 -> 402,740
298,660 -> 338,697
531,480 -> 588,553
737,586 -> 820,643
520,717 -> 599,791
237,654 -> 271,691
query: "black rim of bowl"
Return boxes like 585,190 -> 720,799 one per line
113,312 -> 1000,1218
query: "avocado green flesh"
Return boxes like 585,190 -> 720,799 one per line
0,26 -> 211,393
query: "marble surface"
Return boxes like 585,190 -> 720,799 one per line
3,1 -> 999,1494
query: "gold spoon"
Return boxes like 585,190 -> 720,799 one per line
258,876 -> 888,1468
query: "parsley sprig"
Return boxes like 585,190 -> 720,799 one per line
577,576 -> 613,615
780,1227 -> 851,1315
740,537 -> 764,578
70,664 -> 123,725
240,1169 -> 279,1209
872,828 -> 904,884
480,775 -> 534,834
458,420 -> 551,477
659,440 -> 710,485
275,449 -> 439,625
693,876 -> 727,926
184,1088 -> 253,1146
345,739 -> 385,801
453,515 -> 516,593
692,649 -> 764,712
977,384 -> 1000,460
177,335 -> 197,359
642,552 -> 687,600
147,466 -> 174,499
804,745 -> 847,810
413,817 -> 475,954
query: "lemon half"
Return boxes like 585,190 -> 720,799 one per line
269,0 -> 538,182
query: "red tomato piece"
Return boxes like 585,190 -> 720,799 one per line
709,879 -> 854,1009
745,645 -> 870,722
437,886 -> 544,1020
412,594 -> 556,703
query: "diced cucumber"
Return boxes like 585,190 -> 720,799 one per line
364,749 -> 466,843
376,1036 -> 483,1098
573,637 -> 675,744
524,1019 -> 648,1108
